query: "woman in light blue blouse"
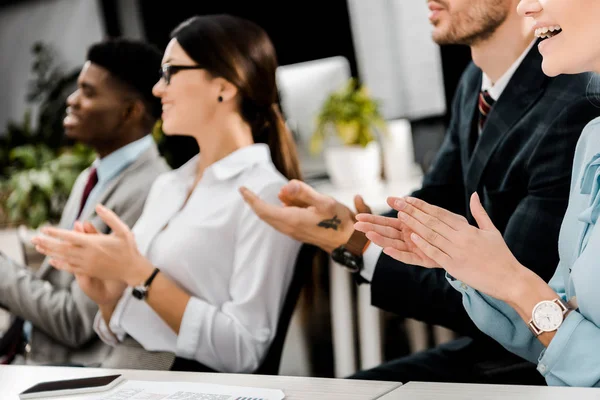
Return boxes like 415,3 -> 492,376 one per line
354,0 -> 600,387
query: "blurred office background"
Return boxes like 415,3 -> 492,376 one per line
0,0 -> 472,378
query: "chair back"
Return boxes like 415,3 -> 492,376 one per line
253,244 -> 318,375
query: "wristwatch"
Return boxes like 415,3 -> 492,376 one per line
132,267 -> 160,300
331,229 -> 370,273
528,298 -> 572,337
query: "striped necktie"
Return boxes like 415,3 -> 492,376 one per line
478,90 -> 495,132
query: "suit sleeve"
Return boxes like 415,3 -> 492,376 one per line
368,76 -> 481,336
0,176 -> 150,349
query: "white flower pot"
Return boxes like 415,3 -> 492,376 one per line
324,141 -> 382,188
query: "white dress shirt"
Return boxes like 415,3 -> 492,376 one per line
94,143 -> 302,373
359,40 -> 537,282
480,40 -> 536,102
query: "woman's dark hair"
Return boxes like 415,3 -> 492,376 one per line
171,14 -> 302,181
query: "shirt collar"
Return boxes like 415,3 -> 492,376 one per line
179,143 -> 273,184
93,134 -> 154,183
481,40 -> 537,101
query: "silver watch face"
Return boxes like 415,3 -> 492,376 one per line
532,301 -> 563,332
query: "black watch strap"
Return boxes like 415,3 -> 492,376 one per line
143,267 -> 160,287
132,267 -> 160,300
331,229 -> 371,273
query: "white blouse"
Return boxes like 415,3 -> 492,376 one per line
94,144 -> 302,373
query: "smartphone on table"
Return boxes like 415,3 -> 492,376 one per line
19,374 -> 124,399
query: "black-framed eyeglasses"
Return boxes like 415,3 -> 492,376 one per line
159,64 -> 204,85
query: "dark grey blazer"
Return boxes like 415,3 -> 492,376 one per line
0,140 -> 169,366
370,43 -> 600,338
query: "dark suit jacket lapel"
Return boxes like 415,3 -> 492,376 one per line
465,43 -> 549,198
459,73 -> 482,169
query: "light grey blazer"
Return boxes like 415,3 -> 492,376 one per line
0,141 -> 170,367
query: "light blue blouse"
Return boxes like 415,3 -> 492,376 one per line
447,116 -> 600,386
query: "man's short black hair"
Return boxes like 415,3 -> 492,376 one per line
87,38 -> 162,122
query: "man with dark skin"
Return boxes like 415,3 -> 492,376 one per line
0,39 -> 169,366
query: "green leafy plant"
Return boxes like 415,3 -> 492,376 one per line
311,78 -> 387,154
0,42 -> 93,228
1,144 -> 95,228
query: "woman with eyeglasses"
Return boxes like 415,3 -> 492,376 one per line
355,0 -> 600,387
32,14 -> 302,373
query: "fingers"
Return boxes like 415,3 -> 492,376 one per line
96,205 -> 130,238
354,221 -> 403,241
279,180 -> 337,214
74,221 -> 98,234
363,231 -> 409,251
387,196 -> 406,211
48,258 -> 79,274
240,186 -> 300,237
355,213 -> 404,230
278,181 -> 311,208
39,226 -> 87,246
396,207 -> 454,256
382,247 -> 435,268
81,221 -> 99,234
391,197 -> 467,231
469,192 -> 496,231
354,195 -> 372,214
31,235 -> 83,263
394,199 -> 457,240
73,221 -> 85,233
240,186 -> 284,219
409,233 -> 452,266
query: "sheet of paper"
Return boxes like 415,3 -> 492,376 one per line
95,379 -> 285,400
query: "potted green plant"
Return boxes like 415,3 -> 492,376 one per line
311,78 -> 387,188
1,143 -> 95,229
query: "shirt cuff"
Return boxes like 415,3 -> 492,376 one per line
175,297 -> 216,365
537,311 -> 584,376
93,312 -> 120,346
360,242 -> 382,282
106,289 -> 132,342
445,271 -> 470,292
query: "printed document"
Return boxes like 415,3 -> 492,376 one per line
96,380 -> 285,400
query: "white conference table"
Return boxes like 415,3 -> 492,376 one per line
312,173 -> 423,378
0,365 -> 402,400
381,381 -> 600,399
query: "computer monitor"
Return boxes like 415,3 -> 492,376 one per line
276,56 -> 351,180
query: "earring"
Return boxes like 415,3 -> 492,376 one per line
218,95 -> 223,102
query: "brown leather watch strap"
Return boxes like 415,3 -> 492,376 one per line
345,229 -> 370,256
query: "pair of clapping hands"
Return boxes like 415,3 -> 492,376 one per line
31,205 -> 151,307
241,180 -> 524,304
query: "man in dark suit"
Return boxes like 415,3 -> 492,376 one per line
240,0 -> 600,384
